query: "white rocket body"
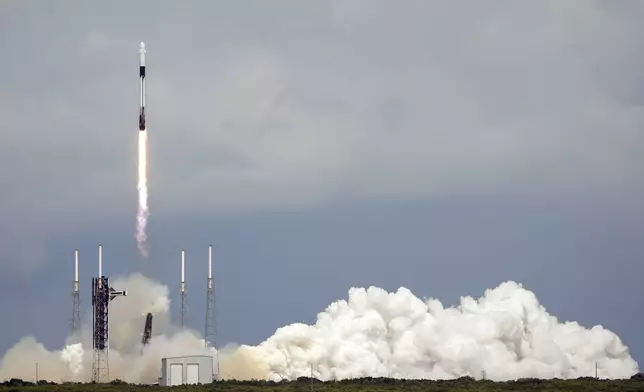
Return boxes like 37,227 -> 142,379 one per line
208,245 -> 213,289
138,42 -> 146,131
181,249 -> 186,294
74,249 -> 79,293
98,244 -> 102,277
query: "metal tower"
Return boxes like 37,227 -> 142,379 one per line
69,249 -> 81,342
91,245 -> 127,383
205,245 -> 220,379
180,249 -> 187,328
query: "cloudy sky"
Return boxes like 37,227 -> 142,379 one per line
1,0 -> 644,368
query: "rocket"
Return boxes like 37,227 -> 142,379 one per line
138,41 -> 146,131
181,249 -> 186,294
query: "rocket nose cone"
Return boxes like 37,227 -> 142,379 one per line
140,41 -> 145,49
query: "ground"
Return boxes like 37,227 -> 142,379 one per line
3,377 -> 644,392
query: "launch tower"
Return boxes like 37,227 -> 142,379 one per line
91,245 -> 127,383
69,249 -> 81,342
205,245 -> 220,378
205,245 -> 217,349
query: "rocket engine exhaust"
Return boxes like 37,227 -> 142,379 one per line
136,41 -> 149,257
136,131 -> 148,256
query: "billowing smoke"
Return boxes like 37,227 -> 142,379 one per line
0,277 -> 638,383
236,282 -> 639,381
0,273 -> 224,383
60,343 -> 83,375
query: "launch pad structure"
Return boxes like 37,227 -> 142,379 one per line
91,245 -> 127,383
68,243 -> 219,383
69,249 -> 81,342
205,245 -> 220,379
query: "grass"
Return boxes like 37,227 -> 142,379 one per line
2,376 -> 644,392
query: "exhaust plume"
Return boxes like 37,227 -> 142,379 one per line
240,282 -> 638,381
0,278 -> 638,383
136,129 -> 149,257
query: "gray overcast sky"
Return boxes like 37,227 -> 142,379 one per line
1,0 -> 644,368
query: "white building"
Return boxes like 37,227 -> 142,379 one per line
159,355 -> 216,386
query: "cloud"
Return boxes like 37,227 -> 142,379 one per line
1,1 -> 643,271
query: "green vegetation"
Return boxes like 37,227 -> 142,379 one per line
2,376 -> 644,392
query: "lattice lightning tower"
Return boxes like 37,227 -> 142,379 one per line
70,249 -> 81,342
205,245 -> 220,379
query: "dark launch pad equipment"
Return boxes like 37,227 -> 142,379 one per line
91,276 -> 126,383
142,312 -> 153,345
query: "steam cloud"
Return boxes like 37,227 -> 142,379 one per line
0,275 -> 638,383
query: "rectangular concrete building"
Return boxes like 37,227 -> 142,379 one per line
159,355 -> 215,386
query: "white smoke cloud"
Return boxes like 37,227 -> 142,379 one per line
0,276 -> 638,383
241,282 -> 638,381
0,337 -> 69,383
60,343 -> 84,376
